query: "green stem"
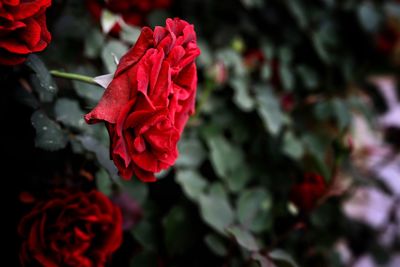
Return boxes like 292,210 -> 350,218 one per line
50,70 -> 98,86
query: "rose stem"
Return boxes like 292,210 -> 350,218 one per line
50,70 -> 99,86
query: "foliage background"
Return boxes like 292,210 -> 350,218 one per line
4,0 -> 400,266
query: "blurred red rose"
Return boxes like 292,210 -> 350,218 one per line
290,173 -> 327,213
280,93 -> 295,113
376,18 -> 400,65
85,18 -> 200,182
0,0 -> 51,65
243,49 -> 265,69
18,190 -> 123,267
243,49 -> 281,87
86,0 -> 172,35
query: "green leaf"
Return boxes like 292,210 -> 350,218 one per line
314,101 -> 332,120
237,188 -> 272,233
252,253 -> 276,267
31,110 -> 67,151
204,234 -> 228,256
279,64 -> 295,91
132,220 -> 157,251
358,2 -> 381,33
302,133 -> 330,178
332,99 -> 351,130
296,65 -> 318,90
227,226 -> 259,251
199,187 -> 235,234
96,168 -> 112,196
385,2 -> 400,18
255,85 -> 287,135
121,24 -> 142,44
197,41 -> 213,67
261,41 -> 274,60
14,85 -> 40,109
302,133 -> 327,160
311,32 -> 331,64
101,40 -> 129,73
119,179 -> 148,205
314,99 -> 350,130
209,182 -> 229,199
216,49 -> 245,77
269,249 -> 299,267
175,137 -> 206,168
285,0 -> 308,29
283,131 -> 304,160
230,77 -> 255,111
207,135 -> 249,192
260,63 -> 272,81
176,170 -> 208,202
278,47 -> 293,64
54,98 -> 87,131
84,28 -> 105,58
163,206 -> 194,256
25,55 -> 58,102
76,135 -> 119,180
207,134 -> 237,179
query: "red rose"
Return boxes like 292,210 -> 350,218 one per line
0,0 -> 51,65
18,190 -> 123,267
280,93 -> 295,113
290,173 -> 327,213
85,18 -> 200,182
86,0 -> 172,35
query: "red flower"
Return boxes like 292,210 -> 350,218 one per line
280,93 -> 295,113
243,49 -> 265,69
86,0 -> 172,35
18,190 -> 123,267
85,18 -> 200,182
0,0 -> 51,65
243,49 -> 281,87
290,173 -> 327,213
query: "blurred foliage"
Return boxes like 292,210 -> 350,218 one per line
11,0 -> 400,266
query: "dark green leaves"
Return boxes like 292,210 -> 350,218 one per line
176,170 -> 207,202
227,226 -> 259,251
237,188 -> 272,233
357,2 -> 381,33
25,55 -> 58,102
269,249 -> 300,267
31,110 -> 67,151
101,40 -> 128,73
283,131 -> 304,160
207,134 -> 249,192
77,135 -> 118,180
204,234 -> 228,256
255,86 -> 287,136
54,98 -> 87,131
314,98 -> 351,130
199,185 -> 235,234
175,137 -> 206,168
